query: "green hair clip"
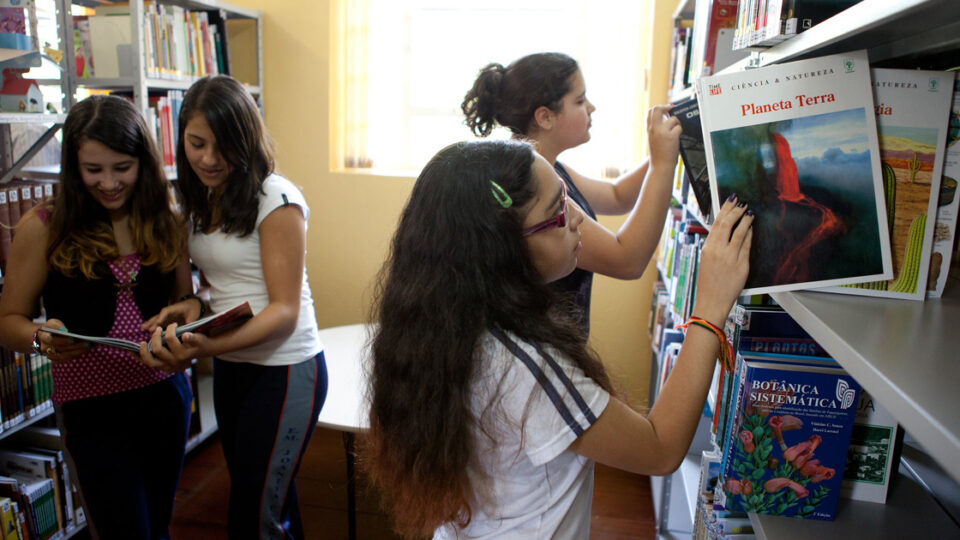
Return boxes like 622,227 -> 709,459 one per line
490,181 -> 512,208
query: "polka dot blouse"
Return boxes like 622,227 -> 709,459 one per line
51,254 -> 173,403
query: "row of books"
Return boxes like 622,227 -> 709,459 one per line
0,425 -> 87,540
147,90 -> 184,169
731,0 -> 859,51
0,180 -> 56,276
0,347 -> 54,434
73,2 -> 232,81
676,50 -> 960,300
651,213 -> 902,530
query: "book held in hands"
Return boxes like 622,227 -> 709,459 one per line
39,301 -> 253,354
697,49 -> 893,295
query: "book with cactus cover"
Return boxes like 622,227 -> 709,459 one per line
927,77 -> 960,298
716,353 -> 859,520
697,50 -> 893,295
817,69 -> 954,300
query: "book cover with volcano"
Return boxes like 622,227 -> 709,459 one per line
818,68 -> 953,300
697,50 -> 892,295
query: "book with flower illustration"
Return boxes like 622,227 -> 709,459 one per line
716,352 -> 860,520
817,68 -> 954,300
39,301 -> 252,354
697,49 -> 893,295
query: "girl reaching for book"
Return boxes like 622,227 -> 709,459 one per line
139,75 -> 327,539
364,140 -> 753,538
0,94 -> 195,539
462,52 -> 681,333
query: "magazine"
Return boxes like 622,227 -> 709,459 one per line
818,68 -> 954,300
671,96 -> 713,220
697,49 -> 893,295
39,301 -> 253,354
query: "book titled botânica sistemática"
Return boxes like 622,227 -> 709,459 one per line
39,301 -> 253,354
716,353 -> 859,521
697,49 -> 893,295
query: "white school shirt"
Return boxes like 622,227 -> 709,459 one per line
434,329 -> 610,540
189,174 -> 322,365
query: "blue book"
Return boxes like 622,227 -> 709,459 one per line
717,353 -> 859,520
734,305 -> 831,358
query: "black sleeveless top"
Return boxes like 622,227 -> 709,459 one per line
552,162 -> 595,336
42,260 -> 175,337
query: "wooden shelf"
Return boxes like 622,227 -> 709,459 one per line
772,279 -> 960,485
0,113 -> 66,124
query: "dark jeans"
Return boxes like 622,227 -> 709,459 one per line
56,373 -> 192,540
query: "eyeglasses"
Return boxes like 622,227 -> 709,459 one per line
522,181 -> 568,237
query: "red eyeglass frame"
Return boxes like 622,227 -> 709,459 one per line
522,181 -> 568,237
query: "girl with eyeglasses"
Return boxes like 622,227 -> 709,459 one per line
364,139 -> 753,538
463,52 -> 680,334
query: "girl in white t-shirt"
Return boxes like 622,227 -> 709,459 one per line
365,139 -> 753,538
141,75 -> 326,539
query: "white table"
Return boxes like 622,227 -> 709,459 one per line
315,323 -> 373,540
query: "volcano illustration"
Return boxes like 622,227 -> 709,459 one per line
770,133 -> 846,283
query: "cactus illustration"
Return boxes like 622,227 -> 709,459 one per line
908,152 -> 922,183
881,161 -> 897,235
890,213 -> 927,293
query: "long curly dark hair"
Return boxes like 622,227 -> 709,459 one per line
176,75 -> 275,236
48,94 -> 184,278
461,52 -> 579,137
363,140 -> 612,537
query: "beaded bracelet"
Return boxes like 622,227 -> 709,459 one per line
675,316 -> 734,372
178,294 -> 207,318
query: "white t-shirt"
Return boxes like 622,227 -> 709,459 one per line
435,329 -> 610,539
189,174 -> 322,365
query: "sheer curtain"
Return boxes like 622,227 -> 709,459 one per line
332,0 -> 650,177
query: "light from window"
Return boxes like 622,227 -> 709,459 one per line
333,0 -> 649,177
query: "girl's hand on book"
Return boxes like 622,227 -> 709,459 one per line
691,196 -> 753,328
646,104 -> 681,171
138,323 -> 207,373
141,299 -> 201,332
39,319 -> 89,363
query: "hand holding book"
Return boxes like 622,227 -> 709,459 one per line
40,302 -> 253,368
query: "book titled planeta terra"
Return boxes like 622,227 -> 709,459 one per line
697,49 -> 893,295
39,301 -> 253,354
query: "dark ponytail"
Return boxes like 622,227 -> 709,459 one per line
461,62 -> 505,137
462,53 -> 579,138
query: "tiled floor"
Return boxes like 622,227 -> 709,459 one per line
169,427 -> 657,539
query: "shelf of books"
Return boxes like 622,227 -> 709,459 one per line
770,280 -> 960,483
723,0 -> 960,72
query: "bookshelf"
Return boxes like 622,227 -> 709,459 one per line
650,0 -> 960,537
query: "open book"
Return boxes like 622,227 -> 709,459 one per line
39,301 -> 253,354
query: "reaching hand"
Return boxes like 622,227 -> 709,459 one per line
646,104 -> 681,171
691,195 -> 753,327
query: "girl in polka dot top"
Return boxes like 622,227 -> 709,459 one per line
0,95 -> 196,539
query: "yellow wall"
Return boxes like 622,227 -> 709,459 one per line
228,0 -> 664,407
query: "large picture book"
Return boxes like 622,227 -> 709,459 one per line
927,77 -> 960,298
40,301 -> 252,354
671,96 -> 713,219
716,353 -> 860,521
818,68 -> 954,300
698,50 -> 893,295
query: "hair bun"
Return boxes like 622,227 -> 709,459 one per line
462,62 -> 506,137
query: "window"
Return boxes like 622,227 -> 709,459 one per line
332,0 -> 650,177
